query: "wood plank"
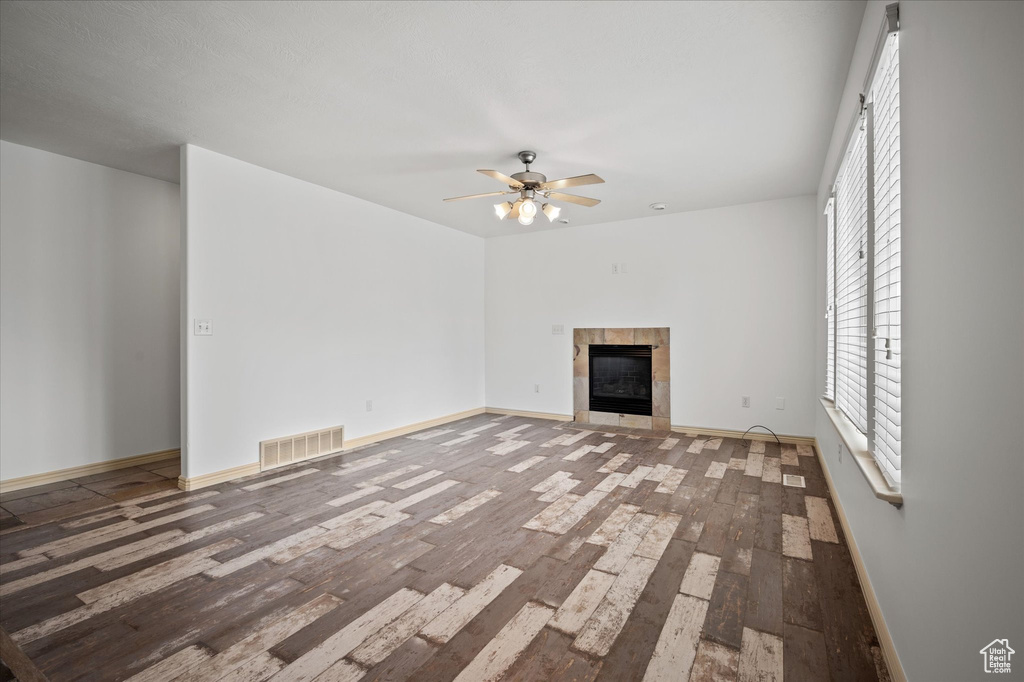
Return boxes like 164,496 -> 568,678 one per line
174,593 -> 342,681
689,639 -> 740,682
654,468 -> 687,495
507,456 -> 545,473
452,602 -> 553,682
273,588 -> 423,681
572,555 -> 658,657
585,504 -> 639,547
392,470 -> 444,490
549,569 -> 617,636
804,496 -> 839,543
428,489 -> 501,526
781,514 -> 813,560
738,627 -> 783,682
641,594 -> 708,681
592,513 -> 656,574
419,564 -> 523,644
679,552 -> 721,600
349,583 -> 463,667
241,469 -> 317,492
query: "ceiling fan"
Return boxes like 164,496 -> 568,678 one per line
443,151 -> 603,225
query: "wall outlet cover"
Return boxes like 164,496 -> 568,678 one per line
194,319 -> 212,336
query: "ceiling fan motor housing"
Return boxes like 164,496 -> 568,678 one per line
510,171 -> 547,188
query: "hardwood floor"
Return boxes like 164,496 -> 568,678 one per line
0,415 -> 888,681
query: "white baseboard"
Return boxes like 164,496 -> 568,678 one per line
813,440 -> 906,682
485,407 -> 573,422
0,448 -> 180,494
670,425 -> 815,445
177,462 -> 261,491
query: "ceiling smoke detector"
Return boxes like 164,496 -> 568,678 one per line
649,202 -> 667,211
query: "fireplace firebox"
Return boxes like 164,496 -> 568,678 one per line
588,345 -> 653,416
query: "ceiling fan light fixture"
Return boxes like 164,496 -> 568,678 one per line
494,201 -> 513,219
542,203 -> 561,222
519,198 -> 537,219
517,213 -> 534,226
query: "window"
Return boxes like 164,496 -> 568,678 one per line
824,11 -> 901,490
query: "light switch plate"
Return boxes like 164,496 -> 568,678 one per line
552,324 -> 564,335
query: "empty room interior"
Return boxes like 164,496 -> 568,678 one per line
1,1 -> 1022,681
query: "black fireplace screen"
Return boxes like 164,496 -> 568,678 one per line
589,345 -> 653,416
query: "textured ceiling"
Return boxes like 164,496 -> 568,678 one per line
0,1 -> 864,237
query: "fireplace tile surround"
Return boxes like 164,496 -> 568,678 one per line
573,327 -> 670,431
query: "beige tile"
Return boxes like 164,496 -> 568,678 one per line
652,381 -> 671,417
586,328 -> 606,344
573,344 -> 589,377
652,345 -> 670,382
573,328 -> 588,344
620,414 -> 652,429
574,376 -> 589,411
605,328 -> 635,344
574,410 -> 590,423
652,417 -> 671,432
636,327 -> 670,346
589,411 -> 620,426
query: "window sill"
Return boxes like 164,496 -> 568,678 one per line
819,398 -> 903,508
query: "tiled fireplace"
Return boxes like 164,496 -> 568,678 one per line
573,327 -> 670,431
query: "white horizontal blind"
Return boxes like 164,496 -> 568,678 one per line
824,198 -> 836,401
871,32 -> 901,485
834,123 -> 869,433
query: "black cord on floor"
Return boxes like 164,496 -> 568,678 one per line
740,424 -> 782,446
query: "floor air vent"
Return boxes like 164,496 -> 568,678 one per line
782,474 -> 806,488
260,426 -> 344,471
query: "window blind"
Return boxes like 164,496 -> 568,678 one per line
825,198 -> 836,401
870,33 -> 901,485
834,124 -> 869,434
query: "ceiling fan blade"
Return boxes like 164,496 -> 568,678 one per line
443,191 -> 514,202
538,174 -> 605,191
478,169 -> 524,188
546,192 -> 601,207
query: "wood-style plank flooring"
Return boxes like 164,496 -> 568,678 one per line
0,415 -> 889,681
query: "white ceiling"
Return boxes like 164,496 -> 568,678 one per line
0,0 -> 864,237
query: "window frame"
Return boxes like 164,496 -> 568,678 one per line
821,3 -> 903,508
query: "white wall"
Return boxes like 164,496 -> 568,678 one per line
0,141 -> 181,480
182,145 -> 485,479
486,196 -> 818,436
814,2 -> 1024,680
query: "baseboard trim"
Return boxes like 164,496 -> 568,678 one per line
177,407 -> 488,491
485,407 -> 573,422
177,462 -> 261,491
670,425 -> 815,445
0,448 -> 180,494
813,440 -> 906,682
342,407 -> 487,450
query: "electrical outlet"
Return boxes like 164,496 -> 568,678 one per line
534,384 -> 540,393
611,263 -> 620,275
551,324 -> 564,335
365,400 -> 373,412
837,443 -> 843,463
776,397 -> 785,410
619,262 -> 628,274
741,396 -> 751,408
194,319 -> 212,336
